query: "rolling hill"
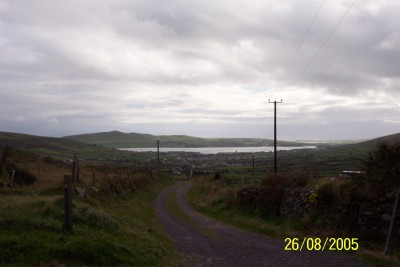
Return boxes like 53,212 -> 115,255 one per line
0,131 -> 132,161
1,130 -> 398,162
329,132 -> 400,156
64,131 -> 312,148
356,132 -> 400,147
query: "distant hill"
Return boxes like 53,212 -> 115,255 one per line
357,132 -> 400,147
309,132 -> 400,164
335,132 -> 400,155
1,131 -> 398,161
0,131 -> 87,151
0,131 -> 127,160
65,131 -> 155,147
64,131 -> 311,148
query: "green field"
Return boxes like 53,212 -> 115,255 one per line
0,147 -> 178,266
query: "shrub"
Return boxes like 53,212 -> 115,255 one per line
214,171 -> 222,180
307,180 -> 360,232
97,170 -> 151,196
5,163 -> 36,185
73,202 -> 119,230
364,142 -> 400,188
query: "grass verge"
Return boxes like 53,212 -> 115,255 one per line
186,177 -> 294,238
187,176 -> 400,267
0,175 -> 177,266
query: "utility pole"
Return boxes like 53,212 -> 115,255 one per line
269,99 -> 283,173
252,155 -> 255,178
157,139 -> 160,175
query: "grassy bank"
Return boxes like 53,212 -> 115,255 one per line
0,149 -> 177,266
187,176 -> 399,267
187,176 -> 289,237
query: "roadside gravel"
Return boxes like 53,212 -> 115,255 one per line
155,181 -> 368,267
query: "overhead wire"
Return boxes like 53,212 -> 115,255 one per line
293,0 -> 358,85
280,0 -> 326,82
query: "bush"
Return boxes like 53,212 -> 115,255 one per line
306,180 -> 361,232
5,163 -> 36,185
316,183 -> 337,210
73,202 -> 119,230
364,142 -> 400,188
97,170 -> 151,196
214,171 -> 222,180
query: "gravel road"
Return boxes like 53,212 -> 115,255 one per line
155,181 -> 369,267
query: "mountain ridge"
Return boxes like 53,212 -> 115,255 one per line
63,130 -> 311,148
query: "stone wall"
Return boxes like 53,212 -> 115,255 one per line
237,184 -> 400,241
280,187 -> 400,240
280,188 -> 313,219
356,192 -> 400,239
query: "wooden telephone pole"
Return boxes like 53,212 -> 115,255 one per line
157,139 -> 160,174
269,99 -> 283,173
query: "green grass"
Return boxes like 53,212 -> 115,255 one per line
187,176 -> 400,267
187,177 -> 283,237
0,176 -> 177,266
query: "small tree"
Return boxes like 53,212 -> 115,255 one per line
364,142 -> 400,188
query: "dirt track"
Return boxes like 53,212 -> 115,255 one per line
155,181 -> 368,267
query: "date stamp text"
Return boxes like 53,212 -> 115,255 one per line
284,237 -> 359,251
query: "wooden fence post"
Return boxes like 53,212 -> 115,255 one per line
189,164 -> 194,180
76,158 -> 80,183
105,163 -> 108,179
0,145 -> 9,177
11,169 -> 15,186
71,155 -> 76,183
71,154 -> 79,183
37,155 -> 42,186
92,168 -> 96,187
64,174 -> 73,232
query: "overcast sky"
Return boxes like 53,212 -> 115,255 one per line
1,0 -> 399,140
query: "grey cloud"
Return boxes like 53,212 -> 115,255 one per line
0,0 -> 399,139
285,2 -> 400,95
279,120 -> 398,141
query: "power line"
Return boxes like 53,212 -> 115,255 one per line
294,0 -> 358,85
280,0 -> 326,82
